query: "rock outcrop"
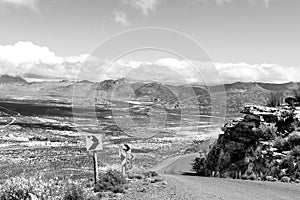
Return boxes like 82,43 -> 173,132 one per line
193,104 -> 300,182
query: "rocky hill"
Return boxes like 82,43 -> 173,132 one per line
193,103 -> 300,183
0,75 -> 27,85
208,82 -> 300,92
0,105 -> 19,116
1,75 -> 300,116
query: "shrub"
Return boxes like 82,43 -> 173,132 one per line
192,157 -> 207,176
0,186 -> 31,200
143,171 -> 158,178
185,139 -> 212,154
63,184 -> 85,200
292,88 -> 300,103
280,155 -> 294,169
273,137 -> 291,152
288,134 -> 300,148
0,176 -> 37,200
266,92 -> 283,107
291,146 -> 300,158
0,175 -> 93,200
94,170 -> 126,193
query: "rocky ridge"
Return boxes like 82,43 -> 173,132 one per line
193,102 -> 300,183
0,75 -> 28,85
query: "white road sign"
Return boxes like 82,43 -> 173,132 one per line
86,134 -> 103,151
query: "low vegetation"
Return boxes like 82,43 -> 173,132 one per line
273,137 -> 291,152
94,170 -> 126,193
288,133 -> 300,148
0,170 -> 127,200
292,88 -> 300,103
266,92 -> 283,107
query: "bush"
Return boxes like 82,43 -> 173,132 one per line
273,137 -> 291,152
94,170 -> 126,193
63,184 -> 85,200
0,175 -> 94,200
0,176 -> 38,200
288,134 -> 300,148
266,92 -> 283,107
192,157 -> 207,176
292,88 -> 300,103
0,187 -> 31,200
280,155 -> 294,170
142,171 -> 158,178
291,146 -> 300,158
184,139 -> 212,154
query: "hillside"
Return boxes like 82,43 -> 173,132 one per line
0,75 -> 300,115
0,75 -> 27,85
223,82 -> 300,92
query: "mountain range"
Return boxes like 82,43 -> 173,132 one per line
0,75 -> 299,106
1,74 -> 298,92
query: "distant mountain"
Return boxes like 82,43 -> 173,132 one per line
224,82 -> 265,92
23,73 -> 69,81
93,78 -> 133,100
134,82 -> 178,103
0,75 -> 28,85
257,82 -> 300,91
1,73 -> 300,106
0,105 -> 19,116
77,80 -> 92,84
215,82 -> 300,92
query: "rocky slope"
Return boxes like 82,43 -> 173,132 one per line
0,75 -> 27,85
193,103 -> 300,183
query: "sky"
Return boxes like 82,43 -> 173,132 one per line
0,0 -> 299,84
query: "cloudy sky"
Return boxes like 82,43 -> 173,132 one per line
0,0 -> 299,84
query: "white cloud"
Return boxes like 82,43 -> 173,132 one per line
215,62 -> 300,83
113,11 -> 130,26
197,0 -> 278,7
99,58 -> 300,84
97,58 -> 220,85
123,0 -> 161,16
215,0 -> 232,5
0,41 -> 97,81
0,41 -> 60,65
0,0 -> 39,11
196,0 -> 232,6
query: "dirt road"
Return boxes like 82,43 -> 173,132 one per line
152,154 -> 300,200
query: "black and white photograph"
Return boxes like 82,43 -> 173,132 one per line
0,0 -> 299,199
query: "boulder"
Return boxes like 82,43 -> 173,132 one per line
128,172 -> 144,180
266,176 -> 274,181
280,176 -> 290,183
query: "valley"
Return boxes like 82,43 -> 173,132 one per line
0,75 -> 298,183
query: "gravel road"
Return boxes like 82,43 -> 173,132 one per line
152,153 -> 300,200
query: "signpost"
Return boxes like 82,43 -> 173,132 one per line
86,134 -> 103,184
86,135 -> 103,151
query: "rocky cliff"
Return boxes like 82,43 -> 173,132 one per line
193,104 -> 300,183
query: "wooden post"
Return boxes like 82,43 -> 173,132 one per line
93,151 -> 99,184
